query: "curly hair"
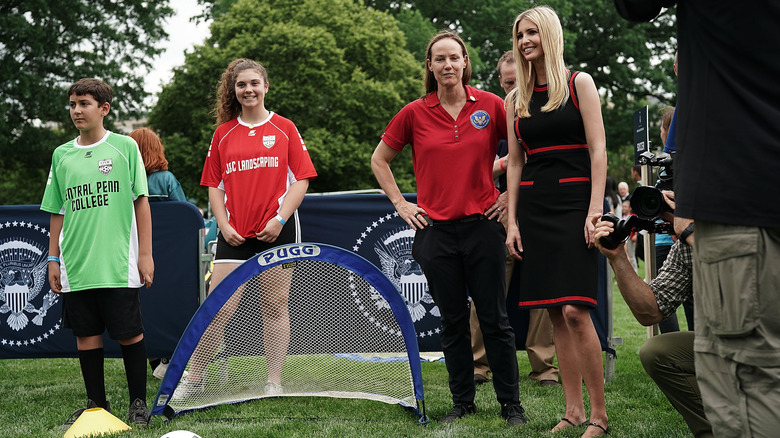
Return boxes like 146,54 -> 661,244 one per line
129,127 -> 168,174
213,58 -> 269,125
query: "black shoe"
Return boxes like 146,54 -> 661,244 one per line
128,398 -> 151,426
59,399 -> 111,428
501,402 -> 527,426
439,403 -> 476,423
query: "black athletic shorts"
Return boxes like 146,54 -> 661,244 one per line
62,288 -> 144,339
214,213 -> 299,262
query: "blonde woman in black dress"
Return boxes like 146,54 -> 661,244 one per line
504,6 -> 609,437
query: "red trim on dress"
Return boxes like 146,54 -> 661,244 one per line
518,296 -> 597,306
526,143 -> 588,155
559,177 -> 590,184
569,71 -> 580,110
519,181 -> 534,186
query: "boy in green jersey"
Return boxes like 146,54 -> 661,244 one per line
41,78 -> 154,426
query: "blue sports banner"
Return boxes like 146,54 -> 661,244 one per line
0,195 -> 612,358
298,193 -> 614,354
0,202 -> 203,359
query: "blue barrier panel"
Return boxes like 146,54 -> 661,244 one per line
298,194 -> 614,355
0,202 -> 203,358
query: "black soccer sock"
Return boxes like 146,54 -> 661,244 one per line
78,347 -> 107,408
120,339 -> 147,403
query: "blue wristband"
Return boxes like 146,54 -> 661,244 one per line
274,214 -> 287,226
47,256 -> 60,263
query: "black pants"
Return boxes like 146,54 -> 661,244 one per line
412,218 -> 519,405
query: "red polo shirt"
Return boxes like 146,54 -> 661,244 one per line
381,86 -> 506,220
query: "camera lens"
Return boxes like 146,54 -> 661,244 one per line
631,186 -> 664,219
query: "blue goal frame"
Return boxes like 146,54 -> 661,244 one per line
152,243 -> 426,421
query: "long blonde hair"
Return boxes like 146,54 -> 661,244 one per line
509,6 -> 569,118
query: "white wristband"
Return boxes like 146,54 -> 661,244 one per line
274,214 -> 286,225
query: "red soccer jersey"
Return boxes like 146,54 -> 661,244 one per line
201,114 -> 317,237
381,86 -> 506,220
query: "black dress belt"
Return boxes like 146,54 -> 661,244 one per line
427,214 -> 485,226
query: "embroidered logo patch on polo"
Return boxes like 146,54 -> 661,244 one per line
263,135 -> 276,149
470,110 -> 490,129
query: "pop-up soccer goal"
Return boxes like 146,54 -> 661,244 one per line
152,243 -> 426,422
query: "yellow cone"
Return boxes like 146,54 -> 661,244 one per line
64,407 -> 131,438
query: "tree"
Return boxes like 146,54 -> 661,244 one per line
366,0 -> 678,185
150,0 -> 423,205
0,0 -> 173,204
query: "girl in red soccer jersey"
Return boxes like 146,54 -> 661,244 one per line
175,59 -> 317,399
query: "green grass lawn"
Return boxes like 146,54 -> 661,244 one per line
0,262 -> 692,437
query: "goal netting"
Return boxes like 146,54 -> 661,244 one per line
152,243 -> 426,421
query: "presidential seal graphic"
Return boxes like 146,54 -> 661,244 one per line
352,211 -> 441,342
470,110 -> 490,129
0,220 -> 61,349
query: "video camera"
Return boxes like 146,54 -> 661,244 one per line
599,151 -> 675,250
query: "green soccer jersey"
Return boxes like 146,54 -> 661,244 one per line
41,131 -> 149,292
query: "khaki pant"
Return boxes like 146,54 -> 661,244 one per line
693,222 -> 780,437
640,331 -> 712,437
471,214 -> 558,382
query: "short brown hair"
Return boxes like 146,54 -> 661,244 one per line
496,50 -> 514,73
129,127 -> 168,174
68,78 -> 113,105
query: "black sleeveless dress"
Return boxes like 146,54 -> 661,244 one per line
514,71 -> 598,309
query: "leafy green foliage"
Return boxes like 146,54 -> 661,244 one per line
366,0 -> 678,185
150,0 -> 423,205
0,0 -> 173,204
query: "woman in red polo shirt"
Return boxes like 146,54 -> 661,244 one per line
371,31 -> 526,426
504,7 -> 608,437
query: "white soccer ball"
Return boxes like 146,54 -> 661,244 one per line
160,431 -> 202,438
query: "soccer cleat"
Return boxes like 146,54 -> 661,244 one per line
501,402 -> 527,426
127,398 -> 151,426
172,376 -> 204,399
264,381 -> 283,396
59,399 -> 111,428
439,403 -> 476,423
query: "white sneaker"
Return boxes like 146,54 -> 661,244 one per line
152,361 -> 168,380
172,376 -> 204,400
153,361 -> 188,381
264,381 -> 283,396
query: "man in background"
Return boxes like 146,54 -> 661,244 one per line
471,51 -> 559,387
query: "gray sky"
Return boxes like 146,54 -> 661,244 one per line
144,0 -> 210,97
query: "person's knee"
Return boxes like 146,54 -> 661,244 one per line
561,305 -> 590,329
639,336 -> 664,377
261,297 -> 290,319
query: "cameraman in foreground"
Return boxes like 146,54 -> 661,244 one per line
593,191 -> 712,438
